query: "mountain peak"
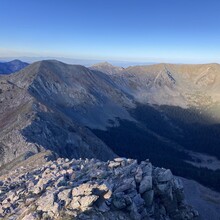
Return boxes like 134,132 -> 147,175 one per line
90,62 -> 124,74
9,59 -> 26,63
0,59 -> 29,74
92,61 -> 115,67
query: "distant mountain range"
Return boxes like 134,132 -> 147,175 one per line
0,57 -> 156,67
0,59 -> 29,74
1,60 -> 220,193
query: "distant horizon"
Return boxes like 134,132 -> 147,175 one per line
1,56 -> 220,68
0,56 -> 157,67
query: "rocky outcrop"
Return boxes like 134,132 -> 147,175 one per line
0,157 -> 198,220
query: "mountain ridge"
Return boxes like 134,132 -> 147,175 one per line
1,60 -> 220,193
0,59 -> 29,75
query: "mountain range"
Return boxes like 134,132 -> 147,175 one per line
0,59 -> 29,74
0,60 -> 220,193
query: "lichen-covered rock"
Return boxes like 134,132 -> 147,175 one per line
0,157 -> 199,220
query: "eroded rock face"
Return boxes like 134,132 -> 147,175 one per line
0,157 -> 198,220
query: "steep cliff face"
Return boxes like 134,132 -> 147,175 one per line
0,155 -> 198,220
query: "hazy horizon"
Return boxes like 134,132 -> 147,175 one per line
1,56 -> 220,68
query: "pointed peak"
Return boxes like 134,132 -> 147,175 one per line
90,62 -> 124,75
92,61 -> 114,67
9,59 -> 21,63
8,59 -> 28,64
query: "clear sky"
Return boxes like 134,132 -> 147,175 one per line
1,0 -> 220,63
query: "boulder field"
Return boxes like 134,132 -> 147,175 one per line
0,156 -> 198,220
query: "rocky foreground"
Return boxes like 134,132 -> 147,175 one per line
0,157 -> 198,220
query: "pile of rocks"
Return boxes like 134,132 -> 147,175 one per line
0,157 -> 198,220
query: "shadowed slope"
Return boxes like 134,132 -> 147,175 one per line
0,60 -> 120,167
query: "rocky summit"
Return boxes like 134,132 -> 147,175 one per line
0,156 -> 198,220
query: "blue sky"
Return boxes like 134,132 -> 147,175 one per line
1,0 -> 220,63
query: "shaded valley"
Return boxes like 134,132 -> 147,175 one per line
93,104 -> 220,191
